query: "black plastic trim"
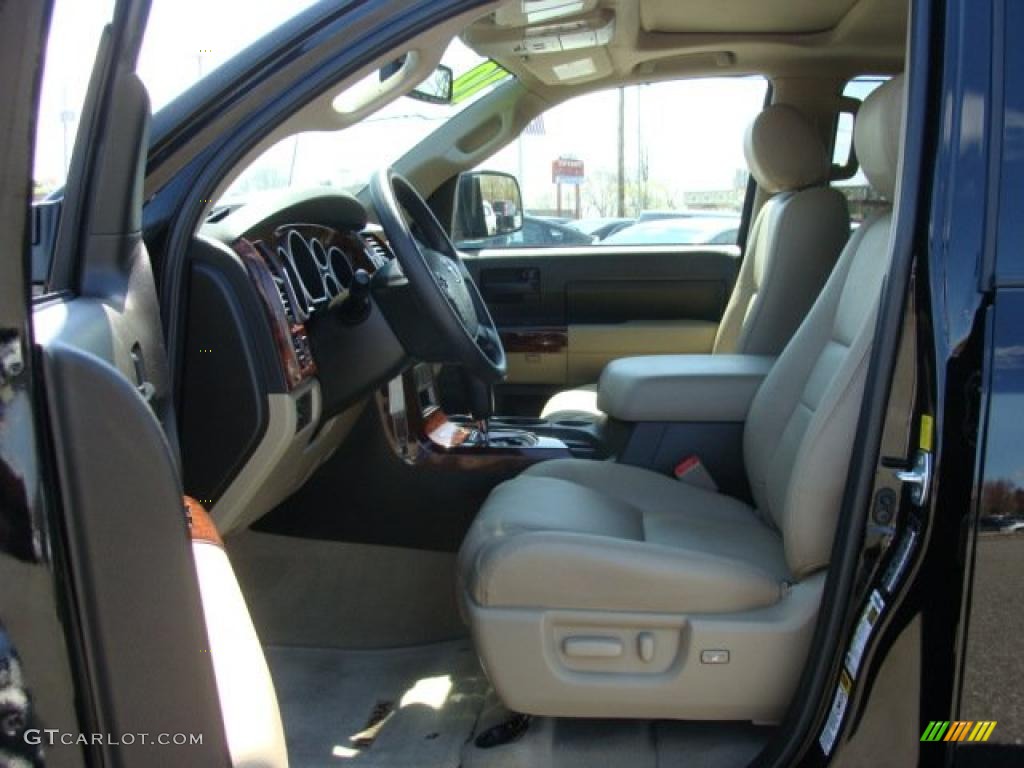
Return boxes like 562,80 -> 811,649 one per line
180,258 -> 270,505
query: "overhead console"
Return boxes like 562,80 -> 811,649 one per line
464,4 -> 615,84
466,9 -> 614,57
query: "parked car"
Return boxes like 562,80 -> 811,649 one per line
482,200 -> 497,234
568,216 -> 636,240
602,216 -> 741,245
468,215 -> 595,247
979,516 -> 1024,534
637,208 -> 741,223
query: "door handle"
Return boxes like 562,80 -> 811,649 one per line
481,268 -> 540,302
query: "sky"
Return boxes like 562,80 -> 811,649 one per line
33,0 -> 877,214
34,0 -> 319,186
482,77 -> 768,215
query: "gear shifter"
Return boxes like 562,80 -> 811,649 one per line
463,371 -> 495,445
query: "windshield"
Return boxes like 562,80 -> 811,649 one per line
220,39 -> 509,203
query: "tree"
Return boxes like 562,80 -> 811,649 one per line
981,478 -> 1020,517
582,170 -> 676,218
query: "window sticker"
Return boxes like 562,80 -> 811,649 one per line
845,590 -> 886,678
819,669 -> 853,756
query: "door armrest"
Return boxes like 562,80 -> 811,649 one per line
597,354 -> 776,423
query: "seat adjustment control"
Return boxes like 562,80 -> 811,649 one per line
701,649 -> 730,665
637,632 -> 656,662
562,636 -> 623,659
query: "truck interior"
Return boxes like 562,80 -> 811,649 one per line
29,0 -> 920,766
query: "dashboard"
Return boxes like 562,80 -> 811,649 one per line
181,189 -> 409,533
234,223 -> 392,390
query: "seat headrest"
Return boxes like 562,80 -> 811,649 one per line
853,74 -> 905,201
743,104 -> 830,194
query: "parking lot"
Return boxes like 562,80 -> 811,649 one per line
960,534 -> 1024,745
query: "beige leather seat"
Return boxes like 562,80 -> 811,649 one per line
542,103 -> 850,422
460,76 -> 903,722
188,498 -> 290,768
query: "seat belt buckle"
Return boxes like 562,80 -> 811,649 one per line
673,455 -> 718,492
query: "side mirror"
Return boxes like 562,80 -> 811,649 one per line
453,171 -> 524,242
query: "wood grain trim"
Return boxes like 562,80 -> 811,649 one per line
234,237 -> 316,389
500,327 -> 568,354
185,496 -> 222,547
422,406 -> 474,449
374,368 -> 571,471
251,223 -> 384,276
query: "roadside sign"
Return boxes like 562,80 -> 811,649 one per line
552,157 -> 584,186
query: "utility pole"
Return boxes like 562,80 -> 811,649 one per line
637,84 -> 647,212
617,87 -> 625,218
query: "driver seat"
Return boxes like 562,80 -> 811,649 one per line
458,76 -> 904,722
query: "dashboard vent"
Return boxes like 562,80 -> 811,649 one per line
361,233 -> 392,269
272,276 -> 297,324
264,252 -> 303,323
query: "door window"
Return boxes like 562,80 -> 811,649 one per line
33,0 -> 115,201
460,76 -> 767,249
32,0 -> 322,293
832,76 -> 891,227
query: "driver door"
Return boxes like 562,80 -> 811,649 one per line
2,0 -> 229,764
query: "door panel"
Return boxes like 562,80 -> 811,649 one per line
566,278 -> 726,324
567,320 -> 718,384
24,0 -> 231,763
463,244 -> 738,395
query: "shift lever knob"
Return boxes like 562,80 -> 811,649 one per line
466,375 -> 494,420
462,371 -> 494,443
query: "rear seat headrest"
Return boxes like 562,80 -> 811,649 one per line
743,104 -> 830,194
853,74 -> 905,201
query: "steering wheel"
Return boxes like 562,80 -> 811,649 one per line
369,167 -> 506,383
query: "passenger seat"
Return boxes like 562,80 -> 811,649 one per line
541,104 -> 850,421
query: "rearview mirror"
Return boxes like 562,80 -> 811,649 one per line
453,171 -> 524,242
381,57 -> 453,105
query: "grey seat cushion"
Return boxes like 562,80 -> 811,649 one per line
459,459 -> 790,615
459,75 -> 905,721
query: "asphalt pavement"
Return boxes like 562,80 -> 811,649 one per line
959,534 -> 1024,746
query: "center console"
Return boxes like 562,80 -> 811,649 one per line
378,355 -> 773,480
378,365 -> 609,469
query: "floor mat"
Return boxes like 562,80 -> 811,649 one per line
461,716 -> 772,768
266,639 -> 489,768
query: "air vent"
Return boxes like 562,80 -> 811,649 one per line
272,276 -> 297,324
361,233 -> 392,269
263,253 -> 306,323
